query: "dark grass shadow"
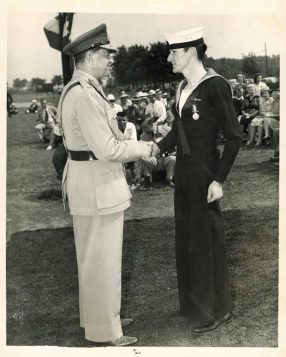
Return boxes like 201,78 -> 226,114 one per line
6,205 -> 278,347
243,161 -> 279,175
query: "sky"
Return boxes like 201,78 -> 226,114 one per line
7,11 -> 282,85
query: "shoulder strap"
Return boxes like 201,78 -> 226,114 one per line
56,80 -> 81,151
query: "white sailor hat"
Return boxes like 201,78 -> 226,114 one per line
148,89 -> 156,96
165,27 -> 205,49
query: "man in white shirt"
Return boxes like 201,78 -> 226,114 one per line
145,89 -> 166,123
116,111 -> 137,140
117,111 -> 138,185
120,92 -> 132,110
155,89 -> 168,107
34,98 -> 57,143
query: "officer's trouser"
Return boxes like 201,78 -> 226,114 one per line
73,212 -> 124,342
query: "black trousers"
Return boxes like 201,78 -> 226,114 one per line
174,169 -> 232,327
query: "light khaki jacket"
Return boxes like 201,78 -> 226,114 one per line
59,70 -> 149,215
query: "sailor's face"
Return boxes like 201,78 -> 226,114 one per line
167,48 -> 192,73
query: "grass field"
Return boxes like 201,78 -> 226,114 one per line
6,104 -> 279,347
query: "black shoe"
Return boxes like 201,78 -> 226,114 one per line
263,137 -> 271,146
191,312 -> 233,333
165,179 -> 175,188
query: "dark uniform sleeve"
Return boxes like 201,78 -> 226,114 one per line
208,77 -> 242,184
157,102 -> 178,152
157,121 -> 177,152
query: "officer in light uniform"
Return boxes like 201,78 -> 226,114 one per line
59,24 -> 152,346
152,27 -> 241,333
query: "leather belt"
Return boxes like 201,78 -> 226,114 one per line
67,150 -> 98,161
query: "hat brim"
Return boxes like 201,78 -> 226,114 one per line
100,44 -> 118,53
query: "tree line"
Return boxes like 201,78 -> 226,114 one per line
112,43 -> 280,87
10,44 -> 279,91
11,75 -> 63,92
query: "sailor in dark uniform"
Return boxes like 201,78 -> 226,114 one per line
152,27 -> 241,333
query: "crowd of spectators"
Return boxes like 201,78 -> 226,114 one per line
231,72 -> 280,166
17,70 -> 278,195
107,88 -> 176,190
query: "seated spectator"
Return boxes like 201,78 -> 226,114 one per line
117,111 -> 137,140
239,84 -> 260,144
156,106 -> 174,137
162,92 -> 169,104
120,92 -> 132,110
117,111 -> 137,185
138,95 -> 149,116
232,86 -> 245,117
233,73 -> 247,97
9,102 -> 18,115
34,98 -> 57,145
46,122 -> 63,150
155,89 -> 168,107
135,115 -> 176,188
264,88 -> 280,144
26,99 -> 38,114
248,86 -> 273,146
253,73 -> 267,96
133,92 -> 149,120
126,98 -> 140,128
107,93 -> 122,114
145,89 -> 166,123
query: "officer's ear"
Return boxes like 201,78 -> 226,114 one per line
86,50 -> 94,65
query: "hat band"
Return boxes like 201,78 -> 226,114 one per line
167,38 -> 204,49
73,41 -> 110,57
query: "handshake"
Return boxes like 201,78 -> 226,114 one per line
141,141 -> 160,162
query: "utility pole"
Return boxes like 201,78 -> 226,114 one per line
264,43 -> 269,77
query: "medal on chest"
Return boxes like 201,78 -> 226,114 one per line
191,99 -> 201,120
192,109 -> 199,120
190,98 -> 202,120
